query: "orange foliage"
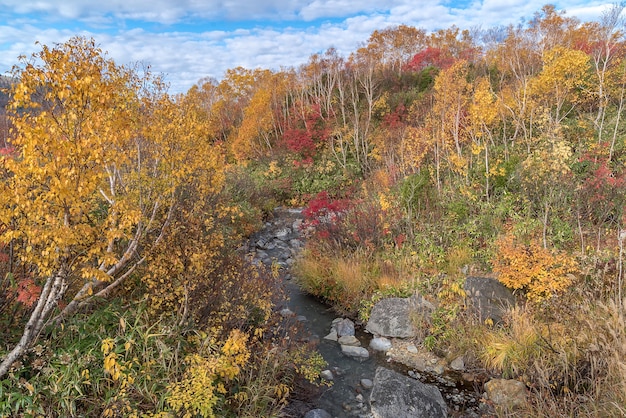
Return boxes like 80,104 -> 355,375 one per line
492,234 -> 579,303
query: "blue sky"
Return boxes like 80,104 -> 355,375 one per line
0,0 -> 615,93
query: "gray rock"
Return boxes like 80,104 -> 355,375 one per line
365,295 -> 434,338
257,237 -> 276,250
335,318 -> 356,337
370,367 -> 447,418
280,308 -> 294,317
341,345 -> 370,359
450,356 -> 465,371
304,409 -> 332,418
370,337 -> 392,352
320,369 -> 334,381
323,329 -> 338,341
484,379 -> 528,409
361,378 -> 374,389
289,238 -> 303,249
408,370 -> 421,379
275,227 -> 291,238
432,363 -> 445,375
292,218 -> 303,231
338,335 -> 361,346
464,276 -> 515,324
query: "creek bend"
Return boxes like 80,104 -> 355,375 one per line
246,207 -> 483,417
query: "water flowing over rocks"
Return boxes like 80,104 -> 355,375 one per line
246,207 -> 304,270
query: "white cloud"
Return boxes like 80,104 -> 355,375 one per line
0,0 -> 615,93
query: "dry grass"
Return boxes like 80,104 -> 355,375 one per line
481,306 -> 544,378
481,298 -> 626,417
294,247 -> 422,316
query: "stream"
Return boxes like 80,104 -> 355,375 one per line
247,207 -> 484,417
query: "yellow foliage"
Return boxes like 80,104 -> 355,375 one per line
401,125 -> 433,171
264,160 -> 282,178
291,347 -> 329,385
529,46 -> 590,106
167,329 -> 251,418
492,234 -> 579,302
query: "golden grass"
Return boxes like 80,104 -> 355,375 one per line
481,306 -> 544,378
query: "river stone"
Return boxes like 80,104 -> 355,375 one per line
280,308 -> 295,317
292,218 -> 303,231
341,345 -> 370,359
289,238 -> 303,249
275,227 -> 291,238
304,409 -> 332,418
484,378 -> 528,408
370,367 -> 447,418
335,318 -> 356,337
450,356 -> 465,371
464,276 -> 515,324
361,378 -> 374,389
370,337 -> 392,352
338,335 -> 361,346
365,295 -> 433,338
320,369 -> 334,381
323,329 -> 338,341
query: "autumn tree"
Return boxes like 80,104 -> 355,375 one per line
231,69 -> 287,161
528,5 -> 580,52
429,60 -> 471,187
468,77 -> 498,199
362,25 -> 427,76
528,46 -> 590,129
0,37 -> 224,378
488,25 -> 542,152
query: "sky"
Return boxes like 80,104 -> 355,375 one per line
0,0 -> 617,94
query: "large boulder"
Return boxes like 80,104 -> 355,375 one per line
369,367 -> 447,418
365,295 -> 434,338
464,276 -> 515,323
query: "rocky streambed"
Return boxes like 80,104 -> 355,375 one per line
246,207 -> 523,417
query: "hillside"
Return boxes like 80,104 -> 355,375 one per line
0,4 -> 624,417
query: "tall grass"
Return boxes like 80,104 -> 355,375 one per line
294,248 -> 376,315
